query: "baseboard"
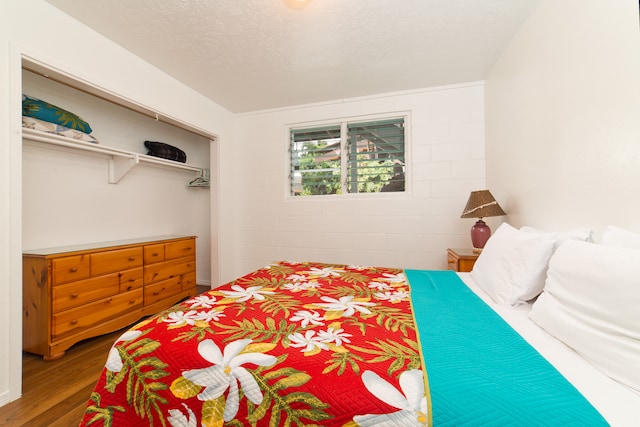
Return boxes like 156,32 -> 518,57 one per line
0,390 -> 11,408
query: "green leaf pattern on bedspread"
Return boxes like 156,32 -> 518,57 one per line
80,261 -> 429,427
106,334 -> 170,424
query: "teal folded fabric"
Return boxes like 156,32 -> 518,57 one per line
22,94 -> 93,134
407,269 -> 608,426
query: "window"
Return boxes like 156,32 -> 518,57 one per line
290,116 -> 406,196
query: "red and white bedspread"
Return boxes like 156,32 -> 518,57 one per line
79,261 -> 429,427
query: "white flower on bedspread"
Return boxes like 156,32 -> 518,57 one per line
105,330 -> 143,372
317,326 -> 352,346
368,281 -> 393,291
306,266 -> 344,277
167,403 -> 197,427
354,369 -> 428,427
290,310 -> 325,327
195,309 -> 225,322
182,339 -> 277,422
283,282 -> 309,292
286,273 -> 307,282
375,289 -> 410,303
185,294 -> 217,309
163,310 -> 201,327
288,326 -> 352,353
220,285 -> 275,302
380,272 -> 407,284
288,330 -> 330,353
315,295 -> 376,318
284,280 -> 321,292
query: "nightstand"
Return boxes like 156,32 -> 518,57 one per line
447,248 -> 479,272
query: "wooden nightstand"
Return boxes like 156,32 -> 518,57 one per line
447,248 -> 479,272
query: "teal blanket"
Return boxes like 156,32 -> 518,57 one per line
406,269 -> 608,426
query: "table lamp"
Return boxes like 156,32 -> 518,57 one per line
461,190 -> 506,252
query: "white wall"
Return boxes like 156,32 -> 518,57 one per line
1,0 -> 232,406
485,0 -> 640,237
228,83 -> 488,279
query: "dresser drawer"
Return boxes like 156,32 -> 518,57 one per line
447,253 -> 458,270
165,239 -> 195,260
181,271 -> 197,291
52,255 -> 90,285
91,247 -> 143,276
52,273 -> 119,312
52,288 -> 143,339
144,277 -> 182,306
119,267 -> 144,292
144,243 -> 165,265
446,248 -> 478,273
144,257 -> 195,284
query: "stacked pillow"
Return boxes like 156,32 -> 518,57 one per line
470,223 -> 591,306
472,223 -> 640,392
22,94 -> 98,143
529,227 -> 640,392
600,225 -> 640,248
23,94 -> 93,134
22,116 -> 99,144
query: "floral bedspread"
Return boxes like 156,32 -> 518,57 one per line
79,261 -> 430,427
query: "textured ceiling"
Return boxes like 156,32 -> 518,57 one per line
44,0 -> 537,113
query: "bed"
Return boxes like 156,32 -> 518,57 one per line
78,224 -> 640,427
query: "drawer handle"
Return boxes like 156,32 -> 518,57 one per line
128,257 -> 136,261
153,291 -> 161,296
128,278 -> 136,282
70,320 -> 78,325
129,300 -> 136,304
152,252 -> 159,256
70,293 -> 79,299
70,267 -> 78,273
127,285 -> 133,291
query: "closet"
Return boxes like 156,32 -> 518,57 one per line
20,55 -> 217,356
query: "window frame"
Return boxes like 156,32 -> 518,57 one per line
286,112 -> 411,200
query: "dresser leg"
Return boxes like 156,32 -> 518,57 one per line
43,351 -> 65,362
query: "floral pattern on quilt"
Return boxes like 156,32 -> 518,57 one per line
79,261 -> 430,427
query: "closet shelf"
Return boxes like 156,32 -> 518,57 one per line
22,128 -> 207,185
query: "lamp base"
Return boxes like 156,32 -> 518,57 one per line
470,219 -> 491,252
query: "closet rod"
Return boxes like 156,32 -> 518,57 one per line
138,154 -> 202,172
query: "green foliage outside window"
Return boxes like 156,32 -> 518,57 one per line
297,140 -> 341,195
291,117 -> 405,196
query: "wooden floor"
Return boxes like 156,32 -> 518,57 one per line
0,285 -> 210,427
0,328 -> 125,427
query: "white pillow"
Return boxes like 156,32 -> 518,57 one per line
601,225 -> 640,249
520,225 -> 593,248
530,240 -> 640,393
471,222 -> 556,306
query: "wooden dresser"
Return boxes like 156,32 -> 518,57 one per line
23,235 -> 196,360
